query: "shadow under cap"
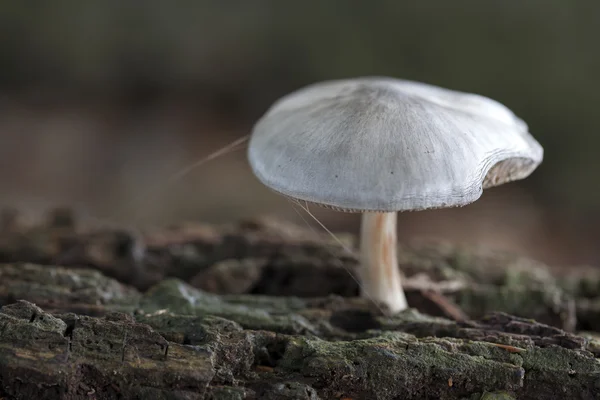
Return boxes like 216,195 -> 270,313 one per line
248,77 -> 543,213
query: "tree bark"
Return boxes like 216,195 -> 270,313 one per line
0,211 -> 599,399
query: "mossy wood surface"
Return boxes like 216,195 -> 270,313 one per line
1,211 -> 600,399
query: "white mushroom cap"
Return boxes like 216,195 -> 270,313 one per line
248,77 -> 543,212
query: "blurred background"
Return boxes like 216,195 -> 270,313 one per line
0,1 -> 598,265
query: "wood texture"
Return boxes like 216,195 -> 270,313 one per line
1,213 -> 600,399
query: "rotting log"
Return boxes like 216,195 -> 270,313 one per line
0,265 -> 600,399
0,213 -> 588,329
1,211 -> 600,398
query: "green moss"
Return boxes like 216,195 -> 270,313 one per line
520,346 -> 600,399
279,333 -> 524,399
0,301 -> 67,337
407,243 -> 557,293
136,313 -> 242,345
0,263 -> 141,312
452,284 -> 571,328
140,279 -> 320,335
521,346 -> 598,372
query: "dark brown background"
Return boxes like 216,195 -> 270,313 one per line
0,1 -> 598,265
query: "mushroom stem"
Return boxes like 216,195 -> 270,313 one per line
359,212 -> 407,313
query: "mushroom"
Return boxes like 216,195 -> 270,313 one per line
247,77 -> 543,313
